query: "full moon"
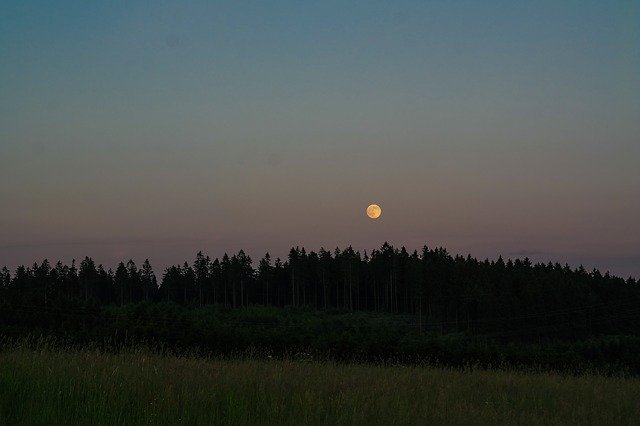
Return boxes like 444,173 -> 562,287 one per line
366,204 -> 382,219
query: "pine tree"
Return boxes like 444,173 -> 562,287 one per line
209,258 -> 221,305
34,259 -> 52,306
193,252 -> 210,306
114,262 -> 128,306
182,262 -> 195,305
0,266 -> 11,303
258,253 -> 272,305
126,260 -> 141,304
141,259 -> 157,302
68,259 -> 79,303
318,248 -> 332,309
79,257 -> 97,303
288,248 -> 300,306
221,254 -> 231,307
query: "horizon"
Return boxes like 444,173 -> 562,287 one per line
2,1 -> 639,278
1,241 -> 637,281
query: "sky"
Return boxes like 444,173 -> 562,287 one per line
1,1 -> 639,278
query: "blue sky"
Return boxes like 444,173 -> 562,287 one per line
1,1 -> 639,276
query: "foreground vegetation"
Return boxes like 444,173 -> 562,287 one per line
1,345 -> 639,425
3,303 -> 640,375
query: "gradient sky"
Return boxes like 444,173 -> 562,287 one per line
1,1 -> 639,277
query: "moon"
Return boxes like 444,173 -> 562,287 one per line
366,204 -> 382,219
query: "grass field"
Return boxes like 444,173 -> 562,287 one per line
1,346 -> 639,425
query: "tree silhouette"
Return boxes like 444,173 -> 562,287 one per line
0,267 -> 10,303
258,253 -> 272,305
79,257 -> 97,304
1,243 -> 638,339
193,252 -> 210,306
114,262 -> 128,306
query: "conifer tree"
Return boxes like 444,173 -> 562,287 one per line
193,252 -> 210,306
79,257 -> 97,303
114,262 -> 128,306
258,253 -> 272,305
141,259 -> 157,302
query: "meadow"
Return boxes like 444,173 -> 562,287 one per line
1,345 -> 639,425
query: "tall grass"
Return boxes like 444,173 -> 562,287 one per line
0,344 -> 638,425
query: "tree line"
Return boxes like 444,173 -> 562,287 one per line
1,243 -> 639,338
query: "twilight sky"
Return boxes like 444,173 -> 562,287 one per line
1,1 -> 639,277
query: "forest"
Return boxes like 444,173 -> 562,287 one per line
2,243 -> 639,336
2,243 -> 640,372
